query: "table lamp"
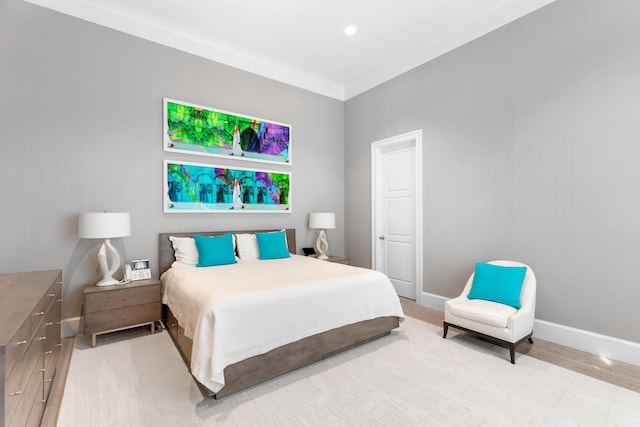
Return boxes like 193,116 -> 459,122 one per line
78,212 -> 131,286
308,212 -> 335,260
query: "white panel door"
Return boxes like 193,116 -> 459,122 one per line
372,133 -> 421,300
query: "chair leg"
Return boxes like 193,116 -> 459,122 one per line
442,322 -> 532,364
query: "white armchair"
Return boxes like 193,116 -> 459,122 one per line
443,260 -> 537,364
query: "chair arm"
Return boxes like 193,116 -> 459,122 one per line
507,300 -> 536,340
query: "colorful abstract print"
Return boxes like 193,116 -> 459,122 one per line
165,100 -> 290,164
165,162 -> 290,212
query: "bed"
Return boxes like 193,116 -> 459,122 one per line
159,229 -> 404,398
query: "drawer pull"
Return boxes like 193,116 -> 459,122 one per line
38,336 -> 47,340
11,391 -> 22,396
46,322 -> 54,326
55,343 -> 63,347
45,350 -> 53,355
45,378 -> 53,383
39,399 -> 46,404
48,293 -> 56,297
34,311 -> 45,316
56,321 -> 63,325
16,340 -> 28,345
40,368 -> 46,372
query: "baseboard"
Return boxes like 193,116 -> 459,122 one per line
533,319 -> 640,367
420,291 -> 640,367
61,316 -> 82,338
419,291 -> 447,311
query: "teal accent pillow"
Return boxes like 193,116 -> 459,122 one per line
256,230 -> 291,260
193,233 -> 237,267
467,262 -> 527,308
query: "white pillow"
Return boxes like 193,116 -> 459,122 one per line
169,236 -> 198,267
235,233 -> 259,260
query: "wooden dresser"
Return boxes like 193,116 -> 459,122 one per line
0,270 -> 62,427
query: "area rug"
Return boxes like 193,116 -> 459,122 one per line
57,317 -> 640,426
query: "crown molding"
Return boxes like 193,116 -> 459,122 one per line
24,0 -> 346,99
25,0 -> 557,101
344,0 -> 558,99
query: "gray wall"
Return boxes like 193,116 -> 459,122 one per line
2,0 -> 639,345
345,0 -> 640,343
0,0 -> 344,319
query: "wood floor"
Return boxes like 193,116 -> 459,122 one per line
400,297 -> 640,394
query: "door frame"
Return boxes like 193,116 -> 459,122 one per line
371,129 -> 423,304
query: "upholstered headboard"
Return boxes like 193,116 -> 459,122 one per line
158,229 -> 297,276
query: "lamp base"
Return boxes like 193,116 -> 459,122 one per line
95,277 -> 121,287
95,238 -> 123,287
315,229 -> 330,260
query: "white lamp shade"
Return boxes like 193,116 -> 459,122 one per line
78,212 -> 131,239
309,212 -> 336,230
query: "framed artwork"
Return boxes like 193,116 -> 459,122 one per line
164,160 -> 291,213
163,98 -> 291,165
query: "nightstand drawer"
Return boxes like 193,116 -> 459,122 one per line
84,284 -> 161,314
84,303 -> 161,334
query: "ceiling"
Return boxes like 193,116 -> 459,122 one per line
26,0 -> 556,100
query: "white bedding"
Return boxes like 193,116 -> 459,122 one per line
161,255 -> 404,393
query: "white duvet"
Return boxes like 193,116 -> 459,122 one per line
161,255 -> 404,393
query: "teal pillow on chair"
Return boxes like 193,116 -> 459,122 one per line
193,233 -> 237,267
467,262 -> 527,308
256,230 -> 291,260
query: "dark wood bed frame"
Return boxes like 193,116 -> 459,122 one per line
159,229 -> 400,398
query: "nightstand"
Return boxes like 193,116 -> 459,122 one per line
83,278 -> 162,348
325,256 -> 350,265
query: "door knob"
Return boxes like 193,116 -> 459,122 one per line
379,236 -> 385,240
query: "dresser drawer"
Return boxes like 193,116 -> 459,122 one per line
44,297 -> 61,350
44,281 -> 62,317
44,317 -> 61,346
30,295 -> 49,337
43,342 -> 59,377
43,349 -> 58,401
5,322 -> 45,419
84,284 -> 161,314
4,320 -> 32,381
84,302 -> 161,334
29,277 -> 61,338
9,362 -> 45,427
25,387 -> 46,427
5,336 -> 44,427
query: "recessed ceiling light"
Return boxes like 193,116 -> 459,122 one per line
345,26 -> 357,36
